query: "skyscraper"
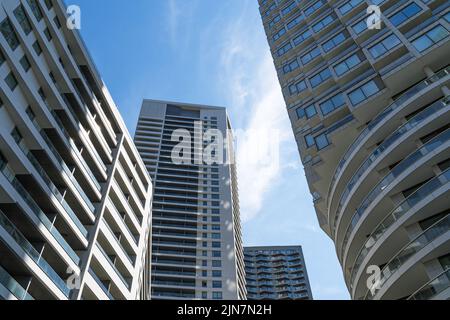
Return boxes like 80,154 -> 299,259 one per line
0,0 -> 152,300
244,246 -> 313,300
258,0 -> 450,299
134,100 -> 246,300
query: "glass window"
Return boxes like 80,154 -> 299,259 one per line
5,72 -> 18,91
0,49 -> 5,66
320,93 -> 345,115
296,107 -> 305,119
305,104 -> 317,118
277,42 -> 292,56
315,133 -> 330,150
389,3 -> 421,26
304,0 -> 324,17
269,15 -> 281,28
44,28 -> 52,41
310,68 -> 332,88
293,29 -> 312,46
305,134 -> 315,148
44,0 -> 53,10
212,270 -> 222,277
20,55 -> 31,71
339,0 -> 364,15
213,281 -> 222,288
348,80 -> 380,105
334,53 -> 361,76
212,260 -> 222,267
212,292 -> 223,300
273,27 -> 286,41
301,47 -> 321,65
312,15 -> 334,33
283,59 -> 299,74
14,5 -> 32,35
0,19 -> 20,50
287,14 -> 304,30
33,40 -> 42,55
282,2 -> 297,16
27,0 -> 43,21
322,32 -> 346,52
353,19 -> 367,34
369,34 -> 401,59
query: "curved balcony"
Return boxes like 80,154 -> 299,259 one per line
338,128 -> 450,260
327,67 -> 450,228
365,214 -> 450,300
335,98 -> 450,246
407,268 -> 450,300
348,169 -> 450,292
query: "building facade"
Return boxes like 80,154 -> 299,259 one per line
0,0 -> 152,300
258,0 -> 450,299
134,100 -> 246,300
244,246 -> 313,300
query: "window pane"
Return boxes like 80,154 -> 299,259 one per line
412,35 -> 433,52
362,81 -> 379,97
427,25 -> 449,43
349,89 -> 365,105
315,134 -> 329,150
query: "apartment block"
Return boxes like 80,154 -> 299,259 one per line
0,0 -> 152,300
258,0 -> 450,299
134,100 -> 246,300
244,246 -> 313,300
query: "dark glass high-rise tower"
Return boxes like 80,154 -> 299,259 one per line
244,246 -> 313,300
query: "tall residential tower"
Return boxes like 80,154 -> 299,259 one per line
134,100 -> 246,300
0,0 -> 152,300
258,0 -> 450,299
244,246 -> 313,300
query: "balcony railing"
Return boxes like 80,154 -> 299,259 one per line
328,67 -> 450,220
365,214 -> 450,299
96,244 -> 131,290
0,264 -> 33,300
349,169 -> 450,288
335,97 -> 449,231
18,143 -> 89,240
0,209 -> 71,297
88,268 -> 114,300
340,129 -> 450,260
408,268 -> 450,300
1,165 -> 80,265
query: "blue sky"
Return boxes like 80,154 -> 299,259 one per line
70,0 -> 349,300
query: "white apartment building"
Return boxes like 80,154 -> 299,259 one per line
0,0 -> 152,300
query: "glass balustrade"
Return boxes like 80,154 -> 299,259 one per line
1,165 -> 80,265
365,214 -> 450,299
328,67 -> 450,216
88,268 -> 114,300
408,268 -> 450,300
96,244 -> 131,290
349,169 -> 450,288
334,97 -> 449,230
341,130 -> 450,260
0,209 -> 71,297
0,264 -> 33,300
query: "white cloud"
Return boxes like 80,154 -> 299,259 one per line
216,5 -> 294,223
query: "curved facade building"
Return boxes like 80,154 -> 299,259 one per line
258,0 -> 450,299
0,0 -> 152,300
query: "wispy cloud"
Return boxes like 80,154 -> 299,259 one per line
165,0 -> 199,52
215,3 -> 294,222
